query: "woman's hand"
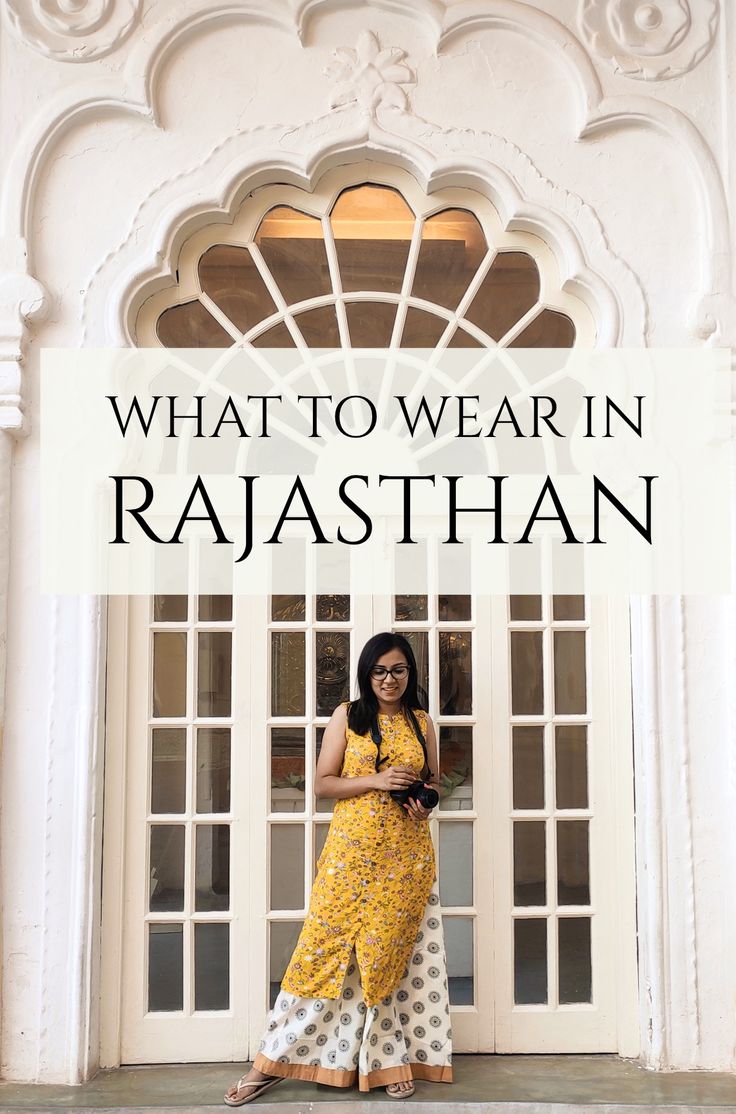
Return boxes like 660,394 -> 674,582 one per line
403,787 -> 434,821
372,765 -> 417,792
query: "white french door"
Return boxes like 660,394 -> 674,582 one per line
489,595 -> 637,1051
103,587 -> 638,1065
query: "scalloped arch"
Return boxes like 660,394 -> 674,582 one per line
135,166 -> 587,349
81,112 -> 646,347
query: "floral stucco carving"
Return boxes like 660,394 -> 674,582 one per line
4,0 -> 142,62
325,30 -> 415,113
580,0 -> 719,79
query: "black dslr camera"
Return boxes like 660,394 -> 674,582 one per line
389,780 -> 440,810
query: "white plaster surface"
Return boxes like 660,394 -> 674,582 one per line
0,0 -> 734,1083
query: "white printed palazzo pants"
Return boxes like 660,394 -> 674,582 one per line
253,878 -> 453,1092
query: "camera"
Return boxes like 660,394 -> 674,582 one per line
390,780 -> 440,810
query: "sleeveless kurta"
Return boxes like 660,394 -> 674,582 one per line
280,708 -> 435,1007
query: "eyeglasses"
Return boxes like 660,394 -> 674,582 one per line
370,664 -> 409,680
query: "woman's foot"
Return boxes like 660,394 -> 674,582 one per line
386,1079 -> 415,1098
224,1068 -> 282,1106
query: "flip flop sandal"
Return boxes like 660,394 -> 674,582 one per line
386,1080 -> 416,1099
223,1073 -> 283,1106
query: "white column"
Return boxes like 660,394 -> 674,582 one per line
0,252 -> 107,1083
0,245 -> 45,1077
630,595 -> 736,1070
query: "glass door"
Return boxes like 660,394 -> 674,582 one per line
118,593 -> 249,1062
110,588 -> 636,1062
490,594 -> 637,1051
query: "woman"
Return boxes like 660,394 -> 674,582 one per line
224,632 -> 454,1104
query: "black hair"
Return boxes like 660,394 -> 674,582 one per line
347,632 -> 430,776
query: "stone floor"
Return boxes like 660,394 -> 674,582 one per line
0,1056 -> 735,1113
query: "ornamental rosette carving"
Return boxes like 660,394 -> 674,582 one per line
4,0 -> 141,62
324,30 -> 415,113
580,0 -> 719,79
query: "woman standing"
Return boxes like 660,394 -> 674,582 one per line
224,632 -> 453,1104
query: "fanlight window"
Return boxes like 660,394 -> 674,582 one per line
139,179 -> 584,350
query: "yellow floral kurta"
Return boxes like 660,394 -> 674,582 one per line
281,708 -> 435,1007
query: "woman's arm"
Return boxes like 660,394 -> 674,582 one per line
315,704 -> 375,799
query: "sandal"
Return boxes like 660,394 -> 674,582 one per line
386,1080 -> 415,1099
223,1073 -> 283,1106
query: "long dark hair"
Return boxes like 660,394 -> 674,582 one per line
347,632 -> 428,770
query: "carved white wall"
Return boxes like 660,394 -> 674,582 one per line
0,0 -> 734,1082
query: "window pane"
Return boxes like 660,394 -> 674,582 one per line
411,209 -> 486,312
552,595 -> 585,620
553,631 -> 586,714
196,728 -> 230,813
331,184 -> 414,294
394,594 -> 427,621
510,595 -> 541,620
512,726 -> 545,810
514,918 -> 547,1004
443,916 -> 474,1005
270,922 -> 303,1007
194,923 -> 230,1011
198,244 -> 276,334
438,595 -> 471,621
198,595 -> 232,621
149,825 -> 185,912
555,725 -> 588,809
270,825 -> 305,910
255,207 -> 332,305
157,299 -> 232,348
510,308 -> 575,348
438,725 -> 473,811
195,824 -> 230,911
151,729 -> 186,814
439,632 -> 472,715
464,252 -> 539,341
252,320 -> 296,345
510,631 -> 543,715
271,727 -> 305,813
271,595 -> 306,622
271,632 -> 305,716
152,632 -> 187,718
148,924 -> 183,1012
400,307 -> 448,347
197,632 -> 232,718
559,917 -> 592,1003
447,325 -> 482,348
439,822 -> 473,907
293,304 -> 341,348
315,631 -> 350,717
315,595 -> 350,622
513,821 -> 546,907
557,820 -> 590,905
154,595 -> 187,622
252,321 -> 295,348
346,301 -> 396,347
401,630 -> 428,703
